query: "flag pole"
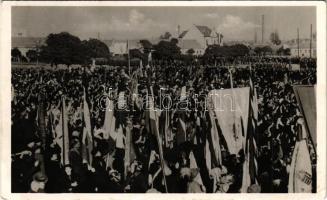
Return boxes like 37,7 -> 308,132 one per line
127,40 -> 131,76
37,91 -> 47,178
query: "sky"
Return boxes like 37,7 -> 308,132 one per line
12,6 -> 316,41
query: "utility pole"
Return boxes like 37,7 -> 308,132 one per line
254,28 -> 257,43
310,24 -> 312,58
127,40 -> 130,76
297,28 -> 300,58
262,15 -> 265,44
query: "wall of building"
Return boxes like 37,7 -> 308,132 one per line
291,48 -> 316,58
182,27 -> 206,49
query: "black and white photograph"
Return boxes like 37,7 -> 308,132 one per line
2,2 -> 325,196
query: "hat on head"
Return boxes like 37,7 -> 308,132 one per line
33,172 -> 48,182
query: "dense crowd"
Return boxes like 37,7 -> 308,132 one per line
11,57 -> 316,193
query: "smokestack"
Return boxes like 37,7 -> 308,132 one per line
261,15 -> 265,44
297,28 -> 300,58
310,24 -> 312,58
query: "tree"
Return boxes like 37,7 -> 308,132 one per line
83,38 -> 110,59
170,38 -> 179,45
270,31 -> 281,45
186,48 -> 195,56
254,46 -> 273,56
204,44 -> 249,59
284,48 -> 291,56
153,40 -> 181,61
11,48 -> 22,61
26,49 -> 38,62
40,32 -> 84,67
140,40 -> 152,54
129,48 -> 144,59
277,47 -> 291,56
160,32 -> 172,40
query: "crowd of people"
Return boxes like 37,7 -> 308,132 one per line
11,56 -> 316,193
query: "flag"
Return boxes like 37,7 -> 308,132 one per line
205,106 -> 222,170
288,118 -> 313,192
208,88 -> 250,155
118,92 -> 126,110
293,86 -> 316,148
148,52 -> 152,63
37,94 -> 47,177
180,86 -> 187,101
82,89 -> 93,165
189,151 -> 205,189
147,87 -> 168,192
124,120 -> 136,179
103,96 -> 117,140
139,59 -> 144,77
241,77 -> 258,192
11,85 -> 15,101
176,114 -> 187,145
58,97 -> 69,166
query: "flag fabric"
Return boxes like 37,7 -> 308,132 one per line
124,121 -> 136,179
11,85 -> 15,101
180,86 -> 187,101
58,97 -> 70,166
118,92 -> 126,110
103,97 -> 117,140
205,106 -> 222,171
147,87 -> 168,192
82,89 -> 93,165
176,114 -> 187,145
241,77 -> 258,192
37,94 -> 47,176
208,88 -> 250,155
293,86 -> 316,148
189,151 -> 205,189
288,119 -> 313,192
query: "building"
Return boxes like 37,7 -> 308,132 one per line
177,24 -> 223,55
289,41 -> 316,58
102,39 -> 143,56
178,24 -> 223,49
12,37 -> 45,57
178,39 -> 203,56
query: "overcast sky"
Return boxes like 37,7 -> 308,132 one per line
12,6 -> 316,41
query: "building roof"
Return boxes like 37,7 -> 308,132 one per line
102,39 -> 142,50
12,37 -> 45,48
195,25 -> 212,37
178,39 -> 202,50
179,30 -> 188,39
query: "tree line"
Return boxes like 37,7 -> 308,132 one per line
11,31 -> 291,67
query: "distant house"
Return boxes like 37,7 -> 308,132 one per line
178,24 -> 224,49
102,39 -> 142,56
289,41 -> 316,58
12,37 -> 45,57
178,39 -> 203,56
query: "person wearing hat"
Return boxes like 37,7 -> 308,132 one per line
107,169 -> 124,193
29,171 -> 47,193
